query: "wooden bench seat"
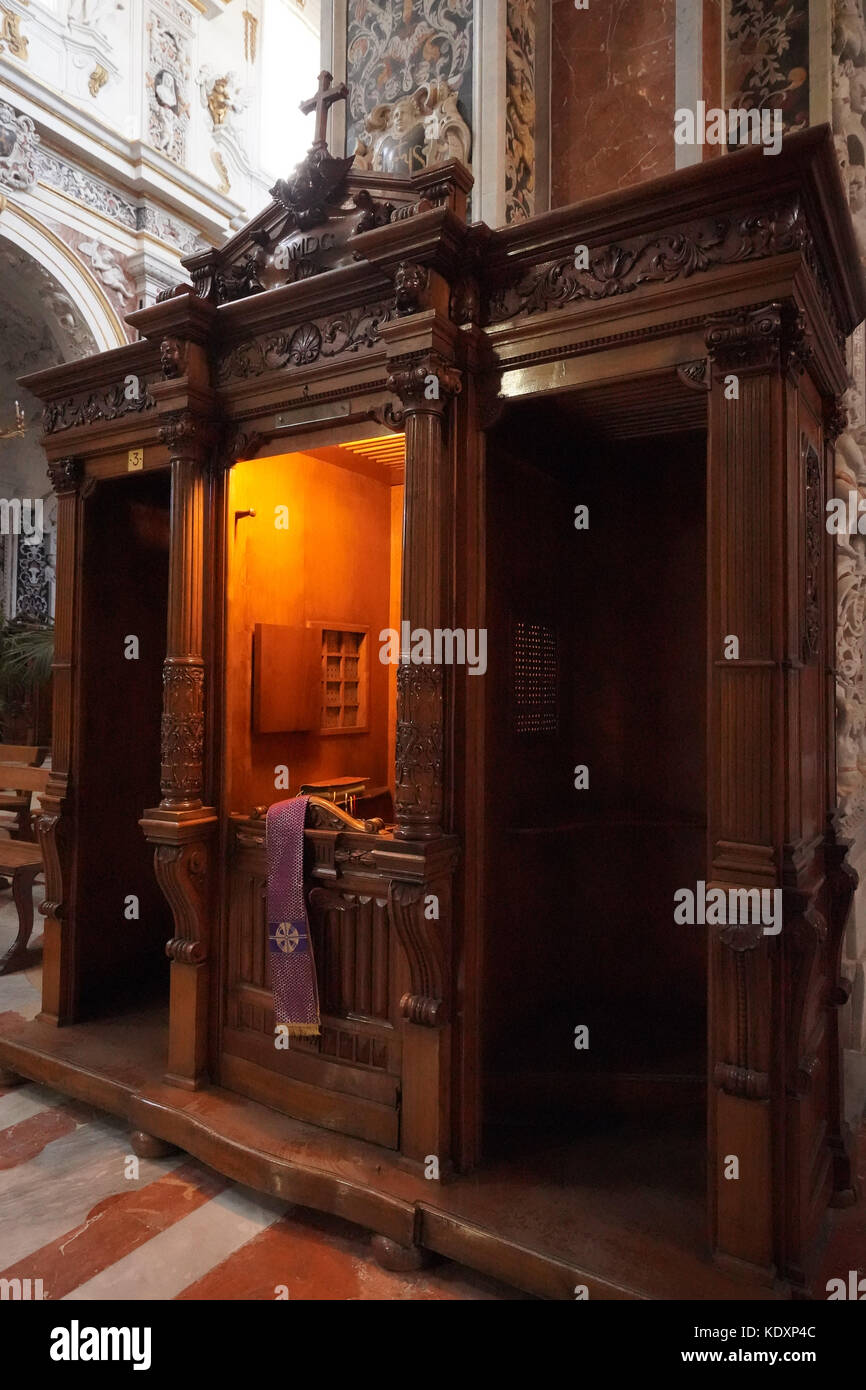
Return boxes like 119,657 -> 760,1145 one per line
0,760 -> 49,974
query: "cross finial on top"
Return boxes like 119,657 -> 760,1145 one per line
300,70 -> 349,149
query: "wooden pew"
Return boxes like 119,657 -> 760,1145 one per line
0,762 -> 49,975
0,744 -> 47,842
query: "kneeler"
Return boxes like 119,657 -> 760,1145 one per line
265,797 -> 321,1037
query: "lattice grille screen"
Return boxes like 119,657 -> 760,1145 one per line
322,628 -> 366,731
512,620 -> 558,735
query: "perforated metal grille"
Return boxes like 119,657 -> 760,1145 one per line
513,621 -> 558,735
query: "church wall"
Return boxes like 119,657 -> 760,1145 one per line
550,0 -> 677,207
829,0 -> 866,1123
725,0 -> 810,135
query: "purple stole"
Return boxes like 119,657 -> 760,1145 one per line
265,797 -> 320,1037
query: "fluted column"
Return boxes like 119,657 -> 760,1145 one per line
161,435 -> 208,810
141,405 -> 218,1090
387,357 -> 461,841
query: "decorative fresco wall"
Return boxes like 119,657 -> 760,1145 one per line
345,0 -> 473,166
831,1 -> 866,840
505,0 -> 536,223
145,2 -> 193,165
725,0 -> 810,135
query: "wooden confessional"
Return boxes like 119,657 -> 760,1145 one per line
2,118 -> 864,1299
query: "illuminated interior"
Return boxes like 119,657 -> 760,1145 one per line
224,435 -> 405,824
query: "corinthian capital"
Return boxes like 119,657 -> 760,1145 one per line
158,409 -> 217,461
705,302 -> 812,374
386,355 -> 462,413
47,457 -> 84,495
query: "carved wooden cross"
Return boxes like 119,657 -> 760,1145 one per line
300,70 -> 349,148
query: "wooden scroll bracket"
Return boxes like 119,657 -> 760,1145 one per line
140,807 -> 218,1091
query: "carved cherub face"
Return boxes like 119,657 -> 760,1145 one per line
850,67 -> 866,114
388,91 -> 426,135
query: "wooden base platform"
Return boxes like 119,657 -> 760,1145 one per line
0,1007 -> 787,1301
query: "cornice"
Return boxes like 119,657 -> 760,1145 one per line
482,126 -> 865,339
19,338 -> 160,400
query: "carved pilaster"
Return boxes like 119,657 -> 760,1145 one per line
39,457 -> 87,1023
157,422 -> 212,811
387,355 -> 460,841
160,661 -> 205,805
804,439 -> 822,664
394,663 -> 444,840
144,403 -> 218,1086
712,919 -> 770,1101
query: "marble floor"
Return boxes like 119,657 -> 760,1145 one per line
0,886 -> 863,1301
0,890 -> 517,1301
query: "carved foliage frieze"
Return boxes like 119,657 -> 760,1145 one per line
486,199 -> 840,346
43,381 -> 155,435
217,300 -> 393,383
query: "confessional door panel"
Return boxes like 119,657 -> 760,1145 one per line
483,420 -> 708,1124
74,470 -> 172,1016
220,826 -> 405,1147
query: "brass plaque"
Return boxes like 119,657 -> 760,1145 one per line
128,448 -> 143,472
274,401 -> 350,429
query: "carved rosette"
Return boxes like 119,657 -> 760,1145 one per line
705,302 -> 812,375
395,663 -> 444,839
160,661 -> 205,804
